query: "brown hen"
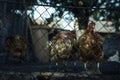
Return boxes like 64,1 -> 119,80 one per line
5,35 -> 28,59
77,22 -> 104,63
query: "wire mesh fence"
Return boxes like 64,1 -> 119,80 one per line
27,1 -> 120,64
0,0 -> 120,77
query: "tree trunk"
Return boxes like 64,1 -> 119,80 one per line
77,9 -> 89,30
78,17 -> 89,29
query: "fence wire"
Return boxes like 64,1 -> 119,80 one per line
0,0 -> 120,63
0,0 -> 120,79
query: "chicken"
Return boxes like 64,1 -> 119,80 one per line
5,35 -> 28,59
77,22 -> 104,64
48,31 -> 76,62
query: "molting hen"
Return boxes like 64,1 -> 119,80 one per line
48,31 -> 76,62
77,22 -> 104,71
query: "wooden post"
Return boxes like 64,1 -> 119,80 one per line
31,25 -> 49,63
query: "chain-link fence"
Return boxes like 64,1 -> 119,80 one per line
0,0 -> 120,79
27,1 -> 120,64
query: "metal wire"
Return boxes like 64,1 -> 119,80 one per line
0,1 -> 120,78
0,0 -> 120,10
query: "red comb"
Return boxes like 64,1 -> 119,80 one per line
87,21 -> 96,30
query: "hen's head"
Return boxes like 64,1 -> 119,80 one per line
59,31 -> 76,39
59,32 -> 67,39
87,21 -> 96,32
